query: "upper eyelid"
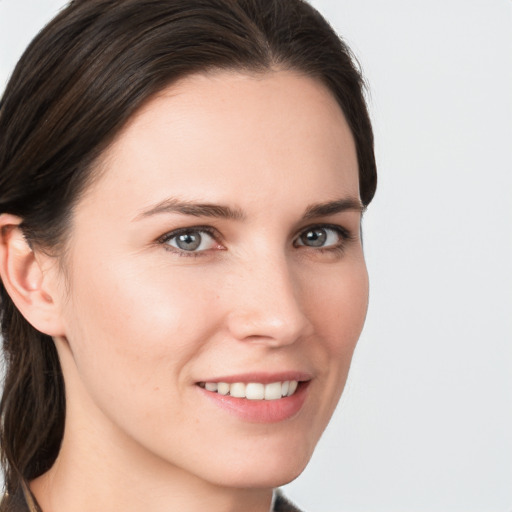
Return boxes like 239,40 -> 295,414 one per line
158,225 -> 220,243
294,223 -> 352,240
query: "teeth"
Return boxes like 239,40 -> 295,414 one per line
217,382 -> 230,395
230,382 -> 246,398
201,380 -> 300,400
264,382 -> 283,400
246,383 -> 265,400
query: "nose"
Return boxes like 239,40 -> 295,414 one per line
225,254 -> 313,347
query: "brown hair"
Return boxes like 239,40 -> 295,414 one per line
0,0 -> 376,497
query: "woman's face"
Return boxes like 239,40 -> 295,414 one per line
52,70 -> 368,488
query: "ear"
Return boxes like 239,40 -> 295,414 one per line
0,214 -> 66,337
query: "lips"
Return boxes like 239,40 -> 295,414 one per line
196,373 -> 311,422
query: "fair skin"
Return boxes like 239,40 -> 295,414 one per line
0,70 -> 368,512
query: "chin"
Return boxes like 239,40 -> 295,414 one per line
246,463 -> 308,489
211,463 -> 308,490
197,439 -> 315,490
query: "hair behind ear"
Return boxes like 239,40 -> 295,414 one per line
0,286 -> 65,495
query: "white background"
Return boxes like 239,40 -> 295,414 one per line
1,1 -> 511,511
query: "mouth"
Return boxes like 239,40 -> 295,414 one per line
197,380 -> 299,400
195,373 -> 311,422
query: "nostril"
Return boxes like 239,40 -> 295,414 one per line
226,307 -> 307,343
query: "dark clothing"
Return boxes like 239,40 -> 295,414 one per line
1,486 -> 302,512
274,491 -> 303,512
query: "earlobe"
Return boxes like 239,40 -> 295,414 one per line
0,214 -> 65,337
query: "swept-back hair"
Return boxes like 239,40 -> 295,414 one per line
0,0 -> 376,496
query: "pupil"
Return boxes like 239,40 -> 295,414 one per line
303,229 -> 326,247
177,233 -> 201,251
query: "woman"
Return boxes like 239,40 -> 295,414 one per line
0,0 -> 376,510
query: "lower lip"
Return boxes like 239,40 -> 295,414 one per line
198,382 -> 309,423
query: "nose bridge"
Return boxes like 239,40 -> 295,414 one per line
226,250 -> 312,345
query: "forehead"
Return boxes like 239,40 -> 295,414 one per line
81,70 -> 359,218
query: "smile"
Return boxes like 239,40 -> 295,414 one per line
198,380 -> 299,400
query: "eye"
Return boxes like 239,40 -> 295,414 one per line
294,225 -> 348,249
160,228 -> 220,253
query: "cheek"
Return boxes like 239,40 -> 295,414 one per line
58,260 -> 226,463
303,256 -> 368,406
68,254 -> 210,336
61,256 -> 218,401
306,255 -> 369,350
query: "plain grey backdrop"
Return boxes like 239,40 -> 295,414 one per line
1,1 -> 511,511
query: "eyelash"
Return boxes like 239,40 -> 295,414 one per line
157,223 -> 353,258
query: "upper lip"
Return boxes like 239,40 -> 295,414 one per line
196,371 -> 313,384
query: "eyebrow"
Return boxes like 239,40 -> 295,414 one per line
302,197 -> 365,219
134,198 -> 246,221
134,196 -> 364,222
